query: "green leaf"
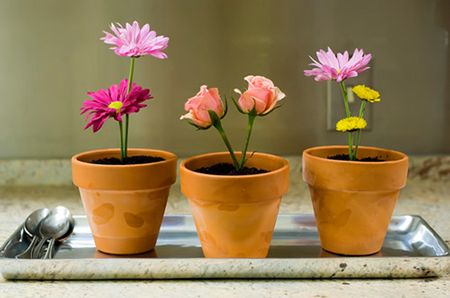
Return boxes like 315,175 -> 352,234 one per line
249,106 -> 257,117
208,110 -> 220,127
222,96 -> 229,119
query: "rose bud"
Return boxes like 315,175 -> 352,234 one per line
180,85 -> 224,128
234,75 -> 285,115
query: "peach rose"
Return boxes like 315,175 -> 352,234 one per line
234,75 -> 285,115
180,85 -> 224,128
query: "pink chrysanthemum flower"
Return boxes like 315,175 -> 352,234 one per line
81,79 -> 152,132
101,21 -> 169,58
304,47 -> 372,82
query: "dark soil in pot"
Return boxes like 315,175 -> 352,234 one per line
90,155 -> 165,165
195,162 -> 268,175
328,154 -> 385,162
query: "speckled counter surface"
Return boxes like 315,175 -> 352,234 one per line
0,156 -> 449,297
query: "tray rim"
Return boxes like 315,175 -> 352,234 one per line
1,255 -> 449,280
1,214 -> 449,279
1,213 -> 449,260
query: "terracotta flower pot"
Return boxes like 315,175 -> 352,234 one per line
302,145 -> 408,255
180,152 -> 289,258
72,148 -> 177,255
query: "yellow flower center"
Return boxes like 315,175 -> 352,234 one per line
108,101 -> 123,113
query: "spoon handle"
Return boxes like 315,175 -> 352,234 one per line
43,238 -> 56,259
16,236 -> 39,259
32,237 -> 49,259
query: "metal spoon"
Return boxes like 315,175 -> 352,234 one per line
15,208 -> 50,259
0,223 -> 28,258
3,240 -> 30,258
0,223 -> 25,256
43,211 -> 75,259
33,206 -> 73,259
43,207 -> 74,259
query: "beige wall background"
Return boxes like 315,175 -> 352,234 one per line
0,0 -> 448,159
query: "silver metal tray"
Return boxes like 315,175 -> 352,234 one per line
1,214 -> 449,280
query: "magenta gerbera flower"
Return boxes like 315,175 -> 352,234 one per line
304,47 -> 372,82
81,79 -> 152,132
101,21 -> 169,58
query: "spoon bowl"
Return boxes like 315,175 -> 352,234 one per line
33,206 -> 73,259
15,208 -> 50,259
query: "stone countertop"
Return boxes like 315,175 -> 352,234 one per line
0,156 -> 449,297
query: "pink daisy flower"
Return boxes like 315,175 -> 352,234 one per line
101,21 -> 169,58
81,79 -> 152,132
304,47 -> 372,82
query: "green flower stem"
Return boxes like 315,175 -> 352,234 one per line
347,132 -> 354,160
213,120 -> 240,170
354,131 -> 361,159
124,57 -> 136,160
124,117 -> 129,158
339,81 -> 351,117
119,121 -> 125,162
240,113 -> 256,169
340,81 -> 353,160
358,101 -> 366,117
354,101 -> 367,156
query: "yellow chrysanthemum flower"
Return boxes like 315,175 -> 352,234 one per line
352,85 -> 381,103
336,117 -> 367,132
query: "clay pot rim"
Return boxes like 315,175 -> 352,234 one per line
303,145 -> 408,165
180,151 -> 289,179
72,148 -> 177,169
